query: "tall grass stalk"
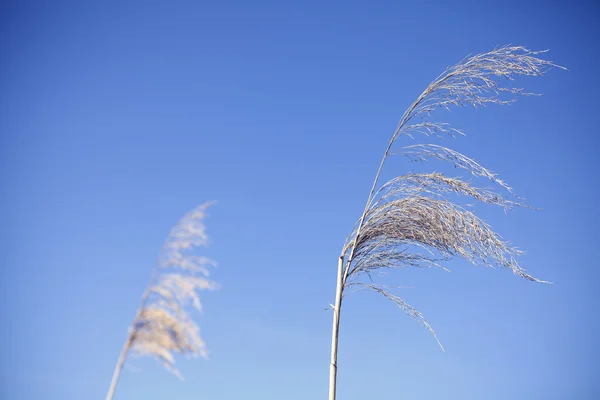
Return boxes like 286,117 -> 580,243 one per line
106,202 -> 218,400
328,46 -> 564,400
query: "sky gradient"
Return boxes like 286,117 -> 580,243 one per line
1,1 -> 599,399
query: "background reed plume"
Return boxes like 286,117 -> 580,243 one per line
328,46 -> 564,400
105,202 -> 219,400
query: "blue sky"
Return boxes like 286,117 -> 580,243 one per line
1,1 -> 598,399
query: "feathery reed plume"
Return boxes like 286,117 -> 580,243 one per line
328,46 -> 564,400
106,202 -> 218,400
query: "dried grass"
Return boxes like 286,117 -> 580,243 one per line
338,45 -> 563,352
106,202 -> 218,400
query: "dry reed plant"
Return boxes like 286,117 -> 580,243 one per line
106,202 -> 218,400
328,46 -> 564,400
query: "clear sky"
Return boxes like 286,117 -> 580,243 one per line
1,1 -> 598,399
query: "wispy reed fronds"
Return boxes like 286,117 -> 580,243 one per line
328,46 -> 564,400
106,202 -> 218,400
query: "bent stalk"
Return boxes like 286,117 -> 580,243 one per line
326,46 -> 560,400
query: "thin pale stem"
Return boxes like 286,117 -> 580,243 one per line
105,288 -> 152,400
328,256 -> 344,400
331,87 -> 426,400
105,331 -> 135,400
